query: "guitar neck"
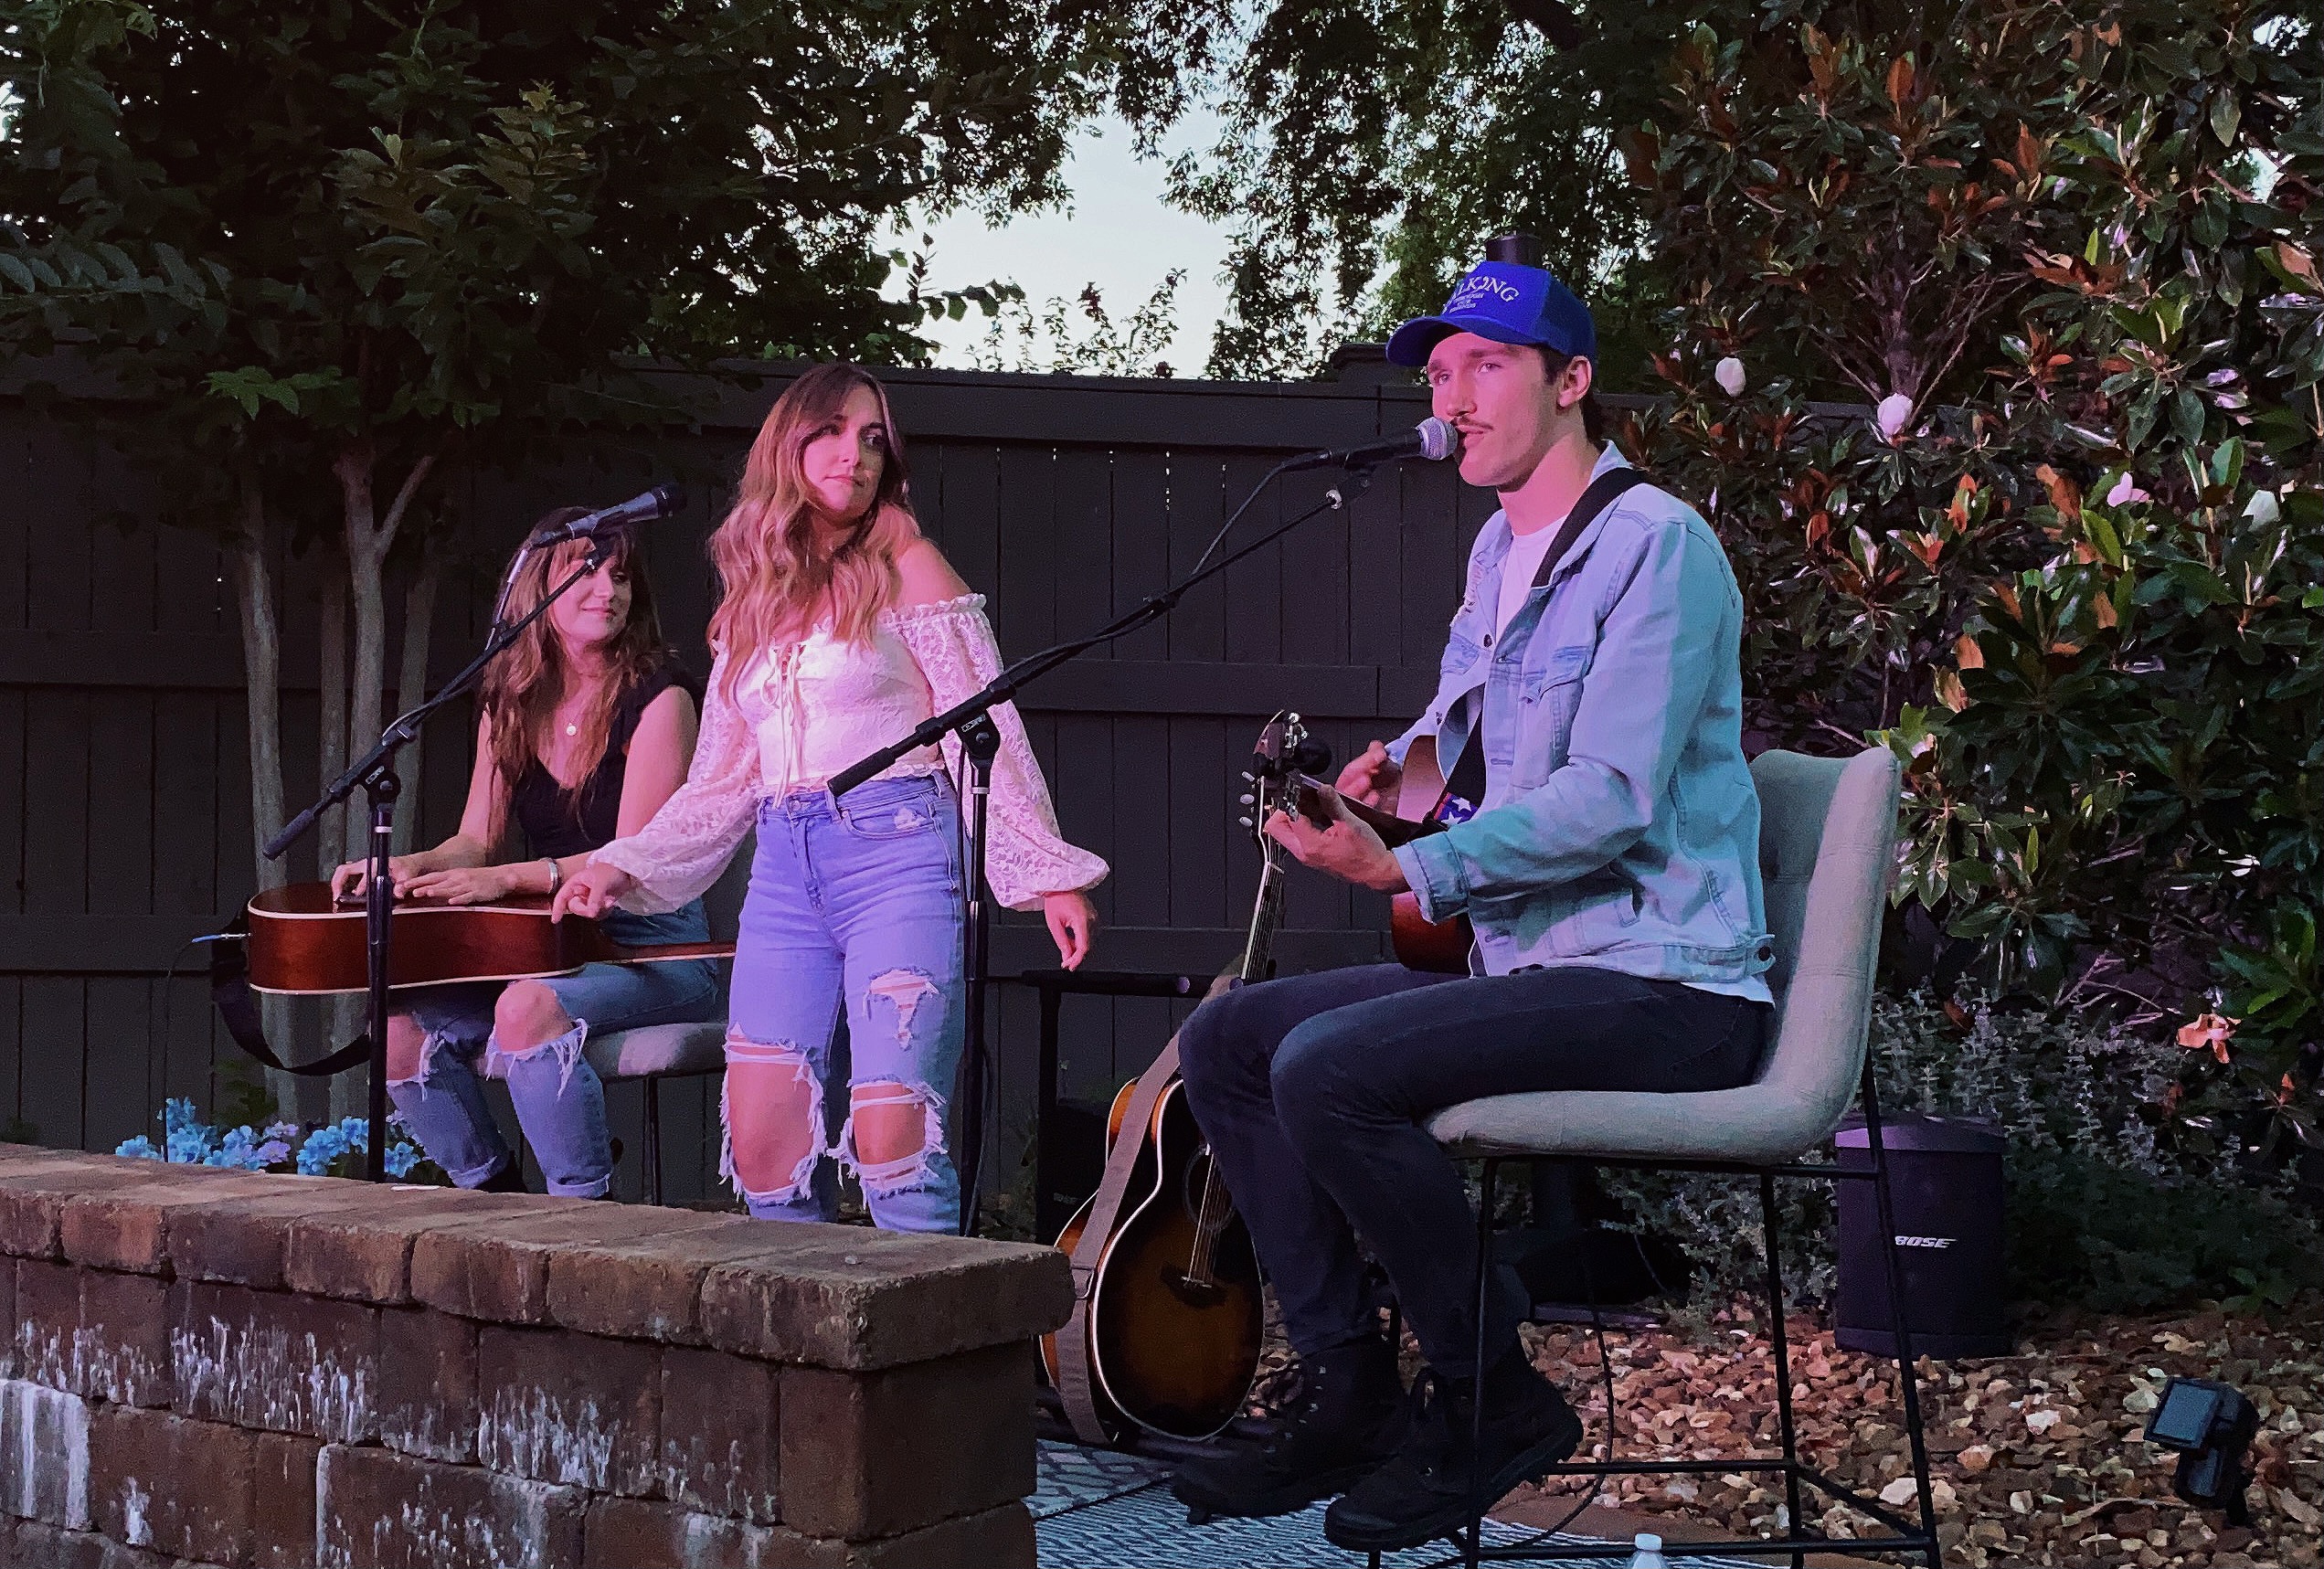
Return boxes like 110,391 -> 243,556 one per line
1289,775 -> 1445,849
1237,853 -> 1288,983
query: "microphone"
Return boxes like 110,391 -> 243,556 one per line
1284,418 -> 1460,473
531,483 -> 686,545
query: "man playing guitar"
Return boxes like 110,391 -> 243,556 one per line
1169,240 -> 1777,1553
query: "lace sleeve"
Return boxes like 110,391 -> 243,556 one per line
590,646 -> 762,915
889,595 -> 1109,912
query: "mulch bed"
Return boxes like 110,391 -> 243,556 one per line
1492,1294 -> 2324,1567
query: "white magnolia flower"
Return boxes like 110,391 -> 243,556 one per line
2106,472 -> 2151,506
1874,393 -> 1915,440
1714,355 -> 1747,396
2244,490 -> 2282,525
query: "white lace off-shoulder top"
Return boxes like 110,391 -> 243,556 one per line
590,594 -> 1107,913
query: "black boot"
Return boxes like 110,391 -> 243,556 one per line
1170,1334 -> 1405,1522
1322,1346 -> 1583,1552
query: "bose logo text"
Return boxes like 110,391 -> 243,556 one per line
1894,1235 -> 1954,1249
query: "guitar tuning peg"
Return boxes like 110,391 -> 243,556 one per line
1239,770 -> 1255,782
1237,817 -> 1253,830
1238,793 -> 1254,807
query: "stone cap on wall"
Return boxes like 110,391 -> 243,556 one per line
0,1144 -> 1070,1370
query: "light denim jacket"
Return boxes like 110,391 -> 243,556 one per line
1388,447 -> 1774,991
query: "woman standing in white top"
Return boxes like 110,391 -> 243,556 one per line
555,363 -> 1105,1231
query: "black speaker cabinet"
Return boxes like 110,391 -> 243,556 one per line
1834,1114 -> 2010,1359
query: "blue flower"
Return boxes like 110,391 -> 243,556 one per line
115,1136 -> 160,1161
296,1126 -> 351,1177
383,1141 -> 421,1180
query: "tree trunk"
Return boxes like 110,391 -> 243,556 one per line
316,563 -> 350,882
333,441 -> 438,1119
388,547 -> 442,857
228,477 -> 299,1121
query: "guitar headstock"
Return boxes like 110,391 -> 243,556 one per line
1240,713 -> 1333,854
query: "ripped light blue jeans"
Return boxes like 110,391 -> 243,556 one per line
389,903 -> 725,1197
727,775 -> 964,1233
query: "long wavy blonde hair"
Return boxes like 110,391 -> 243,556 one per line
708,363 -> 919,699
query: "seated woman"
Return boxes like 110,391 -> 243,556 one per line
332,516 -> 725,1197
556,361 -> 1105,1233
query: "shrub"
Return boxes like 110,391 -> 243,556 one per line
1626,1 -> 2324,1161
116,1097 -> 440,1183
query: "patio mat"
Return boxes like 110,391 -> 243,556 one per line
1032,1440 -> 1776,1568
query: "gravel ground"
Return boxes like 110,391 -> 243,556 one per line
1491,1295 -> 2324,1567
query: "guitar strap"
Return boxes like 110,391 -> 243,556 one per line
207,915 -> 375,1078
1442,466 -> 1656,810
1053,970 -> 1238,1447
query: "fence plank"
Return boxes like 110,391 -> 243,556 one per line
22,692 -> 90,916
0,688 -> 22,917
19,978 -> 84,1150
82,977 -> 149,1155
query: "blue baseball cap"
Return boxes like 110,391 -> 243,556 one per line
1385,260 -> 1597,367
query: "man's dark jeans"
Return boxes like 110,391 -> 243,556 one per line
1176,963 -> 1768,1380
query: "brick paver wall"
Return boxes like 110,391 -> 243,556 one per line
0,1143 -> 1071,1567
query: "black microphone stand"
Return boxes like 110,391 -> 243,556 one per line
265,535 -> 620,1181
830,461 -> 1385,1235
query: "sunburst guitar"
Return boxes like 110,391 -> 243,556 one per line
1038,715 -> 1335,1440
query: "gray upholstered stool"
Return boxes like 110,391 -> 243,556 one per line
483,1020 -> 725,1204
1415,747 -> 1940,1569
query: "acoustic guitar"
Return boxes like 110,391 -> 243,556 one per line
1267,733 -> 1476,976
1040,716 -> 1321,1442
242,883 -> 732,996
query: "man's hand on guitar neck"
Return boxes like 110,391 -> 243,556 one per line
1265,784 -> 1410,894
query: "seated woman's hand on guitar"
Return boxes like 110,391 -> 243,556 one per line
1265,784 -> 1409,894
1336,740 -> 1402,811
329,854 -> 424,901
397,865 -> 525,906
1043,890 -> 1099,970
551,861 -> 635,922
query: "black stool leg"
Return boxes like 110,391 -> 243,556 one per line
1862,1072 -> 1941,1568
1759,1170 -> 1805,1569
1465,1158 -> 1500,1569
643,1076 -> 663,1207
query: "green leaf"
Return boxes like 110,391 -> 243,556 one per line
0,255 -> 34,292
2210,90 -> 2241,148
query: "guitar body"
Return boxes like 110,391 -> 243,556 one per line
1385,737 -> 1476,975
244,883 -> 732,995
1042,1076 -> 1263,1440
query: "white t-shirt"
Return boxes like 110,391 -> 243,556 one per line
1497,524 -> 1562,632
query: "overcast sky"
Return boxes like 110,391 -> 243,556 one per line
888,111 -> 1236,376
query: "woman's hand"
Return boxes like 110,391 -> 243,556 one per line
1336,740 -> 1403,811
553,861 -> 635,922
1043,891 -> 1099,970
331,854 -> 424,901
397,864 -> 522,906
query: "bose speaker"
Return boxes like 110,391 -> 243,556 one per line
1834,1114 -> 2010,1359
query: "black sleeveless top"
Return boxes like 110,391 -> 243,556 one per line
509,656 -> 704,862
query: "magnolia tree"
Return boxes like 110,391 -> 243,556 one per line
1625,1 -> 2324,1160
2,0 -> 1174,1081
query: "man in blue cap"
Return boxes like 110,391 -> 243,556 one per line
1170,239 -> 1774,1552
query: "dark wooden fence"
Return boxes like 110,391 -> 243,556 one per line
0,359 -> 1506,1206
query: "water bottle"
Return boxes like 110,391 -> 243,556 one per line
1626,1534 -> 1671,1569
